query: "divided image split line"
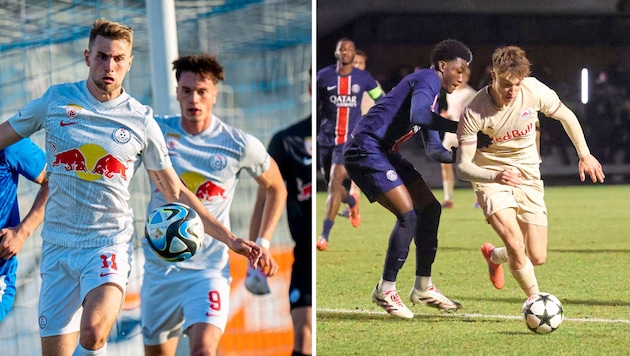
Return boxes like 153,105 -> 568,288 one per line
317,308 -> 630,324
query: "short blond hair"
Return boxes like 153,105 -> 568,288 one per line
492,46 -> 531,79
88,18 -> 133,50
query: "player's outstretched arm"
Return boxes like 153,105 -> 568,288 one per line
147,167 -> 262,266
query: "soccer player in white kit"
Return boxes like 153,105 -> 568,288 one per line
141,54 -> 287,356
0,19 -> 260,356
456,46 -> 605,297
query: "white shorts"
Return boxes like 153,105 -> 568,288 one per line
38,242 -> 132,337
474,179 -> 548,226
141,264 -> 231,345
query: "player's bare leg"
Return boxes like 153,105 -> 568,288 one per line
187,323 -> 222,356
42,283 -> 124,356
41,333 -> 79,356
348,180 -> 362,227
317,163 -> 350,251
291,306 -> 312,355
144,337 -> 179,356
487,209 -> 539,296
80,284 -> 123,350
327,163 -> 350,222
337,181 -> 361,228
520,221 -> 548,266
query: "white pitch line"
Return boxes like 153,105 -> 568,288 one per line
317,308 -> 630,324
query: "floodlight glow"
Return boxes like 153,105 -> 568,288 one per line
581,68 -> 589,104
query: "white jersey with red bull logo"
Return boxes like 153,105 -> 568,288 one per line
8,80 -> 171,248
458,77 -> 561,180
146,115 -> 270,273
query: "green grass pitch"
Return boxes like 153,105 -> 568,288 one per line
315,185 -> 630,355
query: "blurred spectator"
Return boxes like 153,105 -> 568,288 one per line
353,49 -> 383,116
585,69 -> 625,163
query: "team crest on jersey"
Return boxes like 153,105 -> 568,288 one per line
386,170 -> 398,181
65,103 -> 83,118
112,127 -> 131,144
520,109 -> 534,120
210,154 -> 228,171
351,84 -> 361,94
39,315 -> 47,329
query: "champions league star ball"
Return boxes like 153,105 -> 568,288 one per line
144,203 -> 204,262
522,292 -> 564,334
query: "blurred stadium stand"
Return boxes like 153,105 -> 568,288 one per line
316,1 -> 630,190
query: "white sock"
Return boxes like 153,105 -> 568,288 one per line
378,279 -> 396,292
509,259 -> 539,296
491,247 -> 509,264
72,343 -> 107,356
413,276 -> 432,291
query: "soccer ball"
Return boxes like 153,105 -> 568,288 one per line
522,292 -> 564,334
144,202 -> 204,262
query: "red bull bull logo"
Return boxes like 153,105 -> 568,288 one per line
52,148 -> 88,172
179,171 -> 227,202
196,180 -> 227,202
92,154 -> 129,180
52,143 -> 129,181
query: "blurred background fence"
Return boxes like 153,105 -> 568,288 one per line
0,1 -> 311,355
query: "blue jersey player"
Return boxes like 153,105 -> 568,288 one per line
316,37 -> 384,251
344,39 -> 473,318
0,138 -> 48,321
